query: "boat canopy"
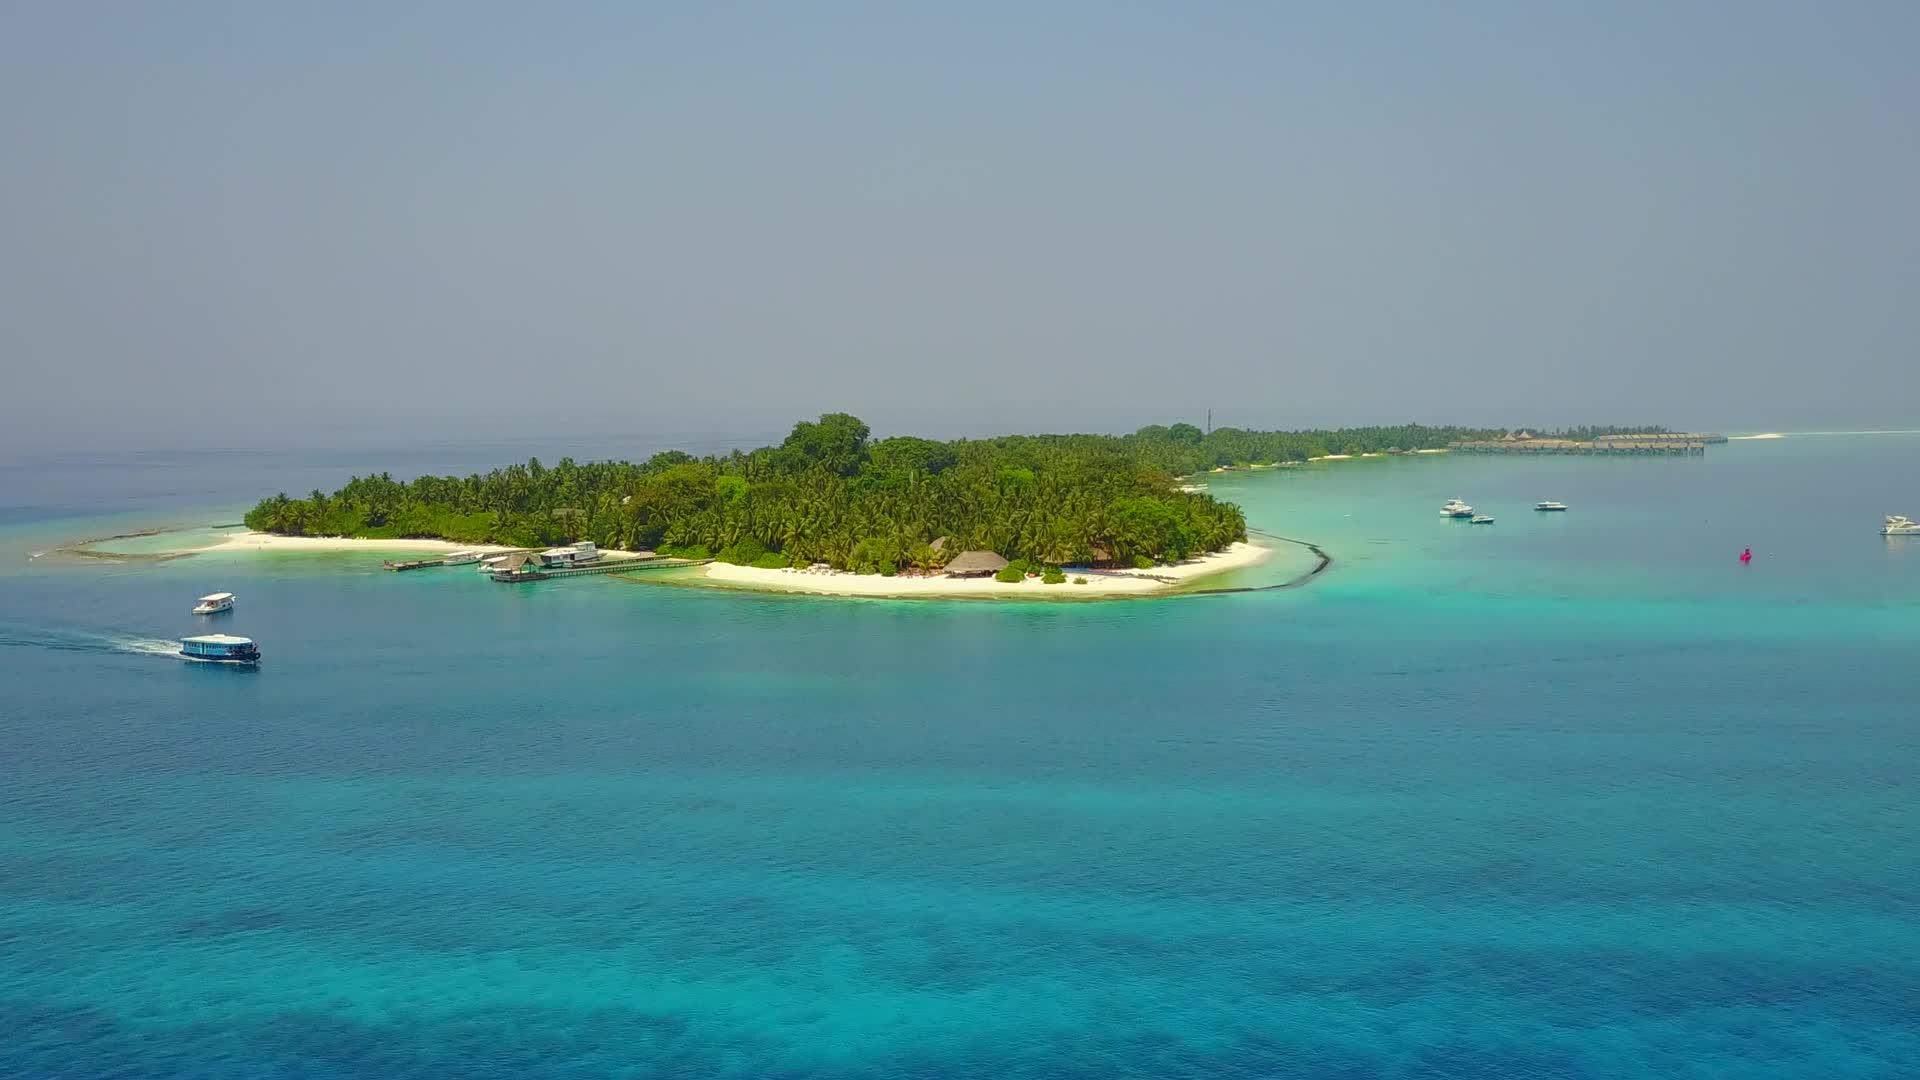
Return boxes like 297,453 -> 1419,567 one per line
197,593 -> 235,603
183,634 -> 252,646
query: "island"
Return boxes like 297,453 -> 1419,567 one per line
237,415 -> 1669,596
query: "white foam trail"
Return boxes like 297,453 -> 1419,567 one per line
0,629 -> 178,656
1728,433 -> 1785,440
109,637 -> 184,657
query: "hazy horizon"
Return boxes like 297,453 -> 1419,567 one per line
4,2 -> 1916,452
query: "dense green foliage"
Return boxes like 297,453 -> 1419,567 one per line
245,414 -> 1671,572
1120,422 -> 1673,472
244,413 -> 1247,571
1554,425 -> 1674,442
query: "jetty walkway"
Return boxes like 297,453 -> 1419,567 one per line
1451,433 -> 1721,456
491,556 -> 710,582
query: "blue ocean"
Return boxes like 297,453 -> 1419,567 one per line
2,433 -> 1916,1078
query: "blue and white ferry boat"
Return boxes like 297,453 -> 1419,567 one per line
179,634 -> 260,666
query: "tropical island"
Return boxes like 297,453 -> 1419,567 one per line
237,415 -> 1671,595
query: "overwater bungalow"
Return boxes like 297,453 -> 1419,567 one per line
498,552 -> 545,576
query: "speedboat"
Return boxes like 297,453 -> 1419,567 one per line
1884,515 -> 1920,536
1441,498 -> 1474,518
1534,501 -> 1569,512
191,592 -> 235,615
179,634 -> 259,666
1470,515 -> 1495,525
442,550 -> 485,566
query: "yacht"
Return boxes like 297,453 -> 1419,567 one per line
179,634 -> 259,666
191,592 -> 235,615
1883,515 -> 1920,536
1470,515 -> 1496,525
1441,498 -> 1474,518
1534,501 -> 1569,512
442,550 -> 485,566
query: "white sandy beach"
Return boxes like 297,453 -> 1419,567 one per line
122,529 -> 642,560
196,531 -> 518,555
698,541 -> 1273,598
188,531 -> 660,561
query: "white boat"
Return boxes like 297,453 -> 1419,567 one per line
179,634 -> 259,666
477,554 -> 514,571
1535,501 -> 1569,512
1441,498 -> 1474,518
1470,515 -> 1495,524
536,542 -> 604,568
191,592 -> 235,615
1883,515 -> 1920,536
442,550 -> 485,566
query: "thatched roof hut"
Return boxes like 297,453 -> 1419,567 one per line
943,550 -> 1010,577
498,552 -> 543,573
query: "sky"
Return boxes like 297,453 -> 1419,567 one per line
2,1 -> 1916,451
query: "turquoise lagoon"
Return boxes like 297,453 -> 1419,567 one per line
1,433 -> 1916,1078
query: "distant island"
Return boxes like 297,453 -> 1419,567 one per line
242,415 -> 1671,577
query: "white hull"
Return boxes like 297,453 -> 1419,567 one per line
179,653 -> 257,666
192,604 -> 232,615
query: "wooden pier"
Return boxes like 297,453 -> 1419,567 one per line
384,556 -> 455,572
1594,432 -> 1726,445
491,556 -> 711,582
1450,435 -> 1711,456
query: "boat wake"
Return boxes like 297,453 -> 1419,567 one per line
0,628 -> 179,658
111,637 -> 186,657
1729,433 -> 1785,440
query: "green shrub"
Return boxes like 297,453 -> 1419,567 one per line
715,537 -> 768,565
750,552 -> 788,569
1132,555 -> 1156,570
994,566 -> 1023,583
661,542 -> 712,560
849,535 -> 903,575
1042,567 -> 1066,584
1073,576 -> 1088,585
